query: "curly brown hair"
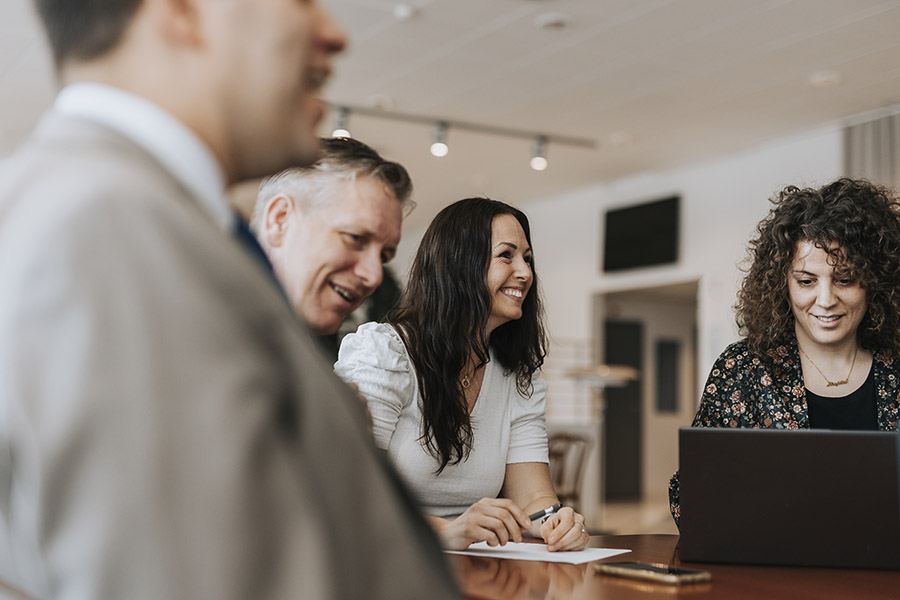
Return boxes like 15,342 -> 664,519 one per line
737,177 -> 900,356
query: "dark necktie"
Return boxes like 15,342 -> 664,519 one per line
232,214 -> 295,305
232,215 -> 275,276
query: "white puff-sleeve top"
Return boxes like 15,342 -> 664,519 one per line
335,322 -> 549,519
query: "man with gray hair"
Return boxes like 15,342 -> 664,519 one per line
253,136 -> 413,336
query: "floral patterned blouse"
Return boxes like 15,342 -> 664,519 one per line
668,335 -> 900,526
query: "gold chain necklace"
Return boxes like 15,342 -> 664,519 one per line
798,345 -> 858,387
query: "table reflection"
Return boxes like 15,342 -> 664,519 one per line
452,554 -> 588,599
449,535 -> 900,600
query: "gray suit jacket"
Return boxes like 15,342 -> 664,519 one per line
0,115 -> 458,599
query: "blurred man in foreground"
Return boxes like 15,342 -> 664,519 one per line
0,0 -> 457,598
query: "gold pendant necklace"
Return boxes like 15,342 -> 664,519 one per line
461,363 -> 484,389
798,345 -> 858,387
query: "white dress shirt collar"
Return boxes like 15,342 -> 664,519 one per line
54,82 -> 232,231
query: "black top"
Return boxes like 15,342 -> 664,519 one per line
806,364 -> 878,430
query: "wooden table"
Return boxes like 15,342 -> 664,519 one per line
447,534 -> 900,599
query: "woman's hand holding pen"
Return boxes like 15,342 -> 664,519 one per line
435,501 -> 588,552
437,498 -> 532,550
538,506 -> 589,552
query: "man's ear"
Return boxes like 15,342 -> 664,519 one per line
263,194 -> 296,248
147,0 -> 203,46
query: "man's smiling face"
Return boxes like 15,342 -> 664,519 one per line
271,176 -> 402,334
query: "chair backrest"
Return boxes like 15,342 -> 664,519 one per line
547,433 -> 592,512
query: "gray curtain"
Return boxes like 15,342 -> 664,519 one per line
844,113 -> 900,192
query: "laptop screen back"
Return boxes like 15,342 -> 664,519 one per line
678,427 -> 900,569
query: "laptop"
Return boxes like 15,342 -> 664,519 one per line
678,427 -> 900,569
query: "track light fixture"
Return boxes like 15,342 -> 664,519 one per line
325,103 -> 596,166
530,135 -> 548,171
331,106 -> 351,138
430,121 -> 449,157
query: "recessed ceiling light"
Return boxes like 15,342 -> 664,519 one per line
534,12 -> 572,30
394,4 -> 418,21
808,70 -> 842,88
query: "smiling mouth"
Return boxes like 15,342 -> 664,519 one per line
306,68 -> 331,91
814,315 -> 842,323
331,282 -> 359,304
501,288 -> 524,299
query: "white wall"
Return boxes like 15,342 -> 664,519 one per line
397,124 -> 843,386
519,125 -> 842,391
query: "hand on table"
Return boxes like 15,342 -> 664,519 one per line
538,506 -> 589,552
439,498 -> 532,550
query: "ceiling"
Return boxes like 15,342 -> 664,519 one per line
3,0 -> 900,231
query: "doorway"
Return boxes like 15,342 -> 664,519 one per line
596,281 -> 699,503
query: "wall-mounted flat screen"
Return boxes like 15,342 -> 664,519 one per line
603,196 -> 679,272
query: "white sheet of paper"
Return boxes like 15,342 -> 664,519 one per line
445,541 -> 631,565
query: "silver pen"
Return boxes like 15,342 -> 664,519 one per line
528,503 -> 562,522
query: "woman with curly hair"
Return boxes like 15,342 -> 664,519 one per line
669,177 -> 900,525
335,197 -> 589,552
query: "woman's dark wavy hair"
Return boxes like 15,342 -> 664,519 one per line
389,197 -> 548,472
737,177 -> 900,356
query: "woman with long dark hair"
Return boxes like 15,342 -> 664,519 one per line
336,197 -> 589,551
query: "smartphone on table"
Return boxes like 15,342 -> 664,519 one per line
594,561 -> 711,585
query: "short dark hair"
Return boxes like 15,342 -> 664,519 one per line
737,177 -> 900,355
253,137 -> 413,231
35,0 -> 143,66
390,197 -> 547,472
